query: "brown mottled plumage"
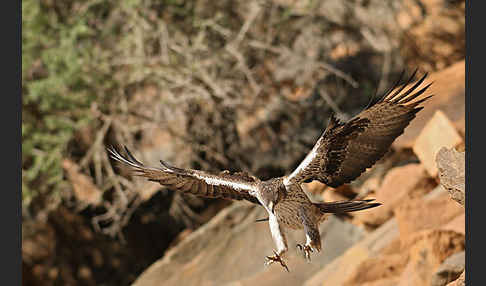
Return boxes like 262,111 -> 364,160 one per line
108,70 -> 432,272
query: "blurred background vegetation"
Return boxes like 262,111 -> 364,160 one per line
22,0 -> 464,285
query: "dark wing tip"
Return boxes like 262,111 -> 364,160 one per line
390,72 -> 430,104
410,94 -> 434,109
107,145 -> 145,169
355,200 -> 382,211
354,199 -> 382,209
371,69 -> 432,109
123,145 -> 145,166
106,145 -> 124,162
369,70 -> 406,108
376,69 -> 416,105
364,202 -> 382,209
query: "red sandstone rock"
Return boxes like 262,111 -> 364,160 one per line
342,254 -> 407,286
397,230 -> 465,286
394,191 -> 464,244
412,110 -> 463,177
442,213 -> 465,235
353,163 -> 432,226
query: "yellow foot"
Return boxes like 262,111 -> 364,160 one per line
264,250 -> 289,272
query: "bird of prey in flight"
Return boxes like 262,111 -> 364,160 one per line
108,70 -> 432,272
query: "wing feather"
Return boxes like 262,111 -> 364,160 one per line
316,199 -> 382,213
108,146 -> 260,204
285,71 -> 433,187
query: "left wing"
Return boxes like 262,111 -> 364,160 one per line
108,146 -> 260,204
284,70 -> 433,188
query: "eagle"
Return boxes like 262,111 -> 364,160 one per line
108,70 -> 432,272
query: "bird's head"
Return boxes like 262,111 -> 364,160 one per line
260,179 -> 285,214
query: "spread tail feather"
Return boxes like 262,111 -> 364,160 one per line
316,199 -> 381,214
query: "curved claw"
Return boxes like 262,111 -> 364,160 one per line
265,250 -> 290,272
296,244 -> 314,262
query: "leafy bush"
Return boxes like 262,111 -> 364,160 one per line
22,0 -> 113,207
22,0 -> 204,209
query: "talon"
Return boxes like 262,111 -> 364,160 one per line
297,244 -> 314,262
264,250 -> 289,272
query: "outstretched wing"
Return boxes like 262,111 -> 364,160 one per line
108,146 -> 260,204
284,70 -> 433,188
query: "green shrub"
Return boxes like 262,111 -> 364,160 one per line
22,0 -> 111,207
21,0 -> 199,208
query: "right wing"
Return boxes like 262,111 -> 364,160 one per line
108,146 -> 260,204
284,70 -> 432,188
